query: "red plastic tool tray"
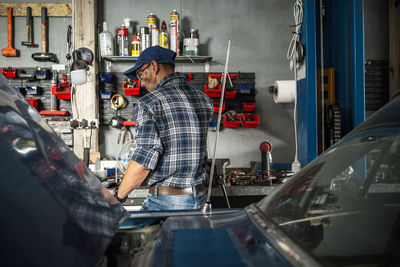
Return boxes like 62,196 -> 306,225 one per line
213,102 -> 225,113
208,73 -> 239,80
204,84 -> 221,98
243,102 -> 256,112
52,75 -> 71,100
222,114 -> 242,128
26,98 -> 39,111
1,68 -> 18,78
242,114 -> 260,128
224,90 -> 236,99
123,80 -> 141,95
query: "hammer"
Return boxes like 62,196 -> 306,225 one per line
2,7 -> 17,57
21,7 -> 37,47
32,7 -> 57,62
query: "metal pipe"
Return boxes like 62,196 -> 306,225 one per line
201,39 -> 231,213
320,0 -> 325,152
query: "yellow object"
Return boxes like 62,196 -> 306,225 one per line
111,94 -> 125,109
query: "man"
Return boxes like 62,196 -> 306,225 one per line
114,46 -> 213,211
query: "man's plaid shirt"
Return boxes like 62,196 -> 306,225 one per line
131,72 -> 213,188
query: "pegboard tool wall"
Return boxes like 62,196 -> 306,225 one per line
100,72 -> 256,125
3,68 -> 72,114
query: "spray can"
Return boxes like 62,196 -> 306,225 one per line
169,9 -> 180,55
147,13 -> 157,45
99,21 -> 114,56
131,33 -> 141,56
140,27 -> 150,52
117,24 -> 129,56
151,28 -> 159,47
159,20 -> 169,49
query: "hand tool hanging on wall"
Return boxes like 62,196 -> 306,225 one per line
2,7 -> 17,57
32,7 -> 57,62
21,7 -> 37,47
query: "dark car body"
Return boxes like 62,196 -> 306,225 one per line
1,72 -> 400,267
0,75 -> 127,266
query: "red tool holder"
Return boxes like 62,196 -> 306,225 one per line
224,90 -> 236,99
242,114 -> 260,128
213,102 -> 225,113
123,80 -> 141,95
1,68 -> 18,78
52,74 -> 71,100
208,73 -> 239,80
26,98 -> 39,111
204,84 -> 221,98
222,114 -> 242,128
122,121 -> 136,127
243,102 -> 256,112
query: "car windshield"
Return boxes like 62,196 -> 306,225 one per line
257,127 -> 400,266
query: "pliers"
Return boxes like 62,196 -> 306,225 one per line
117,126 -> 133,144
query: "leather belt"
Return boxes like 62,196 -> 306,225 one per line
149,184 -> 205,195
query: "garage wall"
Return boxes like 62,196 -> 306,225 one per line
98,0 -> 296,167
364,0 -> 389,60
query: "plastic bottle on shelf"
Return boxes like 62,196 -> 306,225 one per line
99,21 -> 114,56
159,20 -> 169,49
123,18 -> 132,55
131,33 -> 141,56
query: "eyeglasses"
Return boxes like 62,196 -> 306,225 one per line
136,63 -> 151,81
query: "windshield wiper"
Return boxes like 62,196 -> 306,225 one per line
279,210 -> 362,226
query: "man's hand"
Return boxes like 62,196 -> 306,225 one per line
117,160 -> 150,199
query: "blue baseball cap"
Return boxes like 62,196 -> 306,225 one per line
123,46 -> 176,80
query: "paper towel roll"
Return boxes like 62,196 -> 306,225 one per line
272,80 -> 296,103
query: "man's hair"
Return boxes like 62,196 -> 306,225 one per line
159,63 -> 175,73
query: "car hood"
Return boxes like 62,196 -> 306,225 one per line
0,74 -> 128,266
121,208 -> 292,267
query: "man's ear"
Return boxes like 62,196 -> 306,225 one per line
153,61 -> 160,74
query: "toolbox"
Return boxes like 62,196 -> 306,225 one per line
222,114 -> 242,128
224,89 -> 236,99
243,102 -> 256,112
213,102 -> 225,113
123,79 -> 140,95
204,84 -> 221,98
242,114 -> 260,128
26,98 -> 39,111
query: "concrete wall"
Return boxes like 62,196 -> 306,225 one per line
98,0 -> 296,167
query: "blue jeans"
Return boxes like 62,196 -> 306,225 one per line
140,185 -> 206,211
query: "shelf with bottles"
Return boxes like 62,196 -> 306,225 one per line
102,55 -> 213,72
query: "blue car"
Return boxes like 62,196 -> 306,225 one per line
1,72 -> 400,266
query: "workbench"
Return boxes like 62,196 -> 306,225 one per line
120,184 -> 283,210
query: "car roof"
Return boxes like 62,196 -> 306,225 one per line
347,90 -> 400,137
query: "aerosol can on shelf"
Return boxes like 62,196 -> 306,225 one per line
117,24 -> 129,56
140,27 -> 150,52
159,20 -> 169,49
169,9 -> 180,55
131,33 -> 141,56
147,13 -> 158,47
99,21 -> 114,56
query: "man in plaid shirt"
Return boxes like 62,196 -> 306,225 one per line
116,46 -> 213,210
